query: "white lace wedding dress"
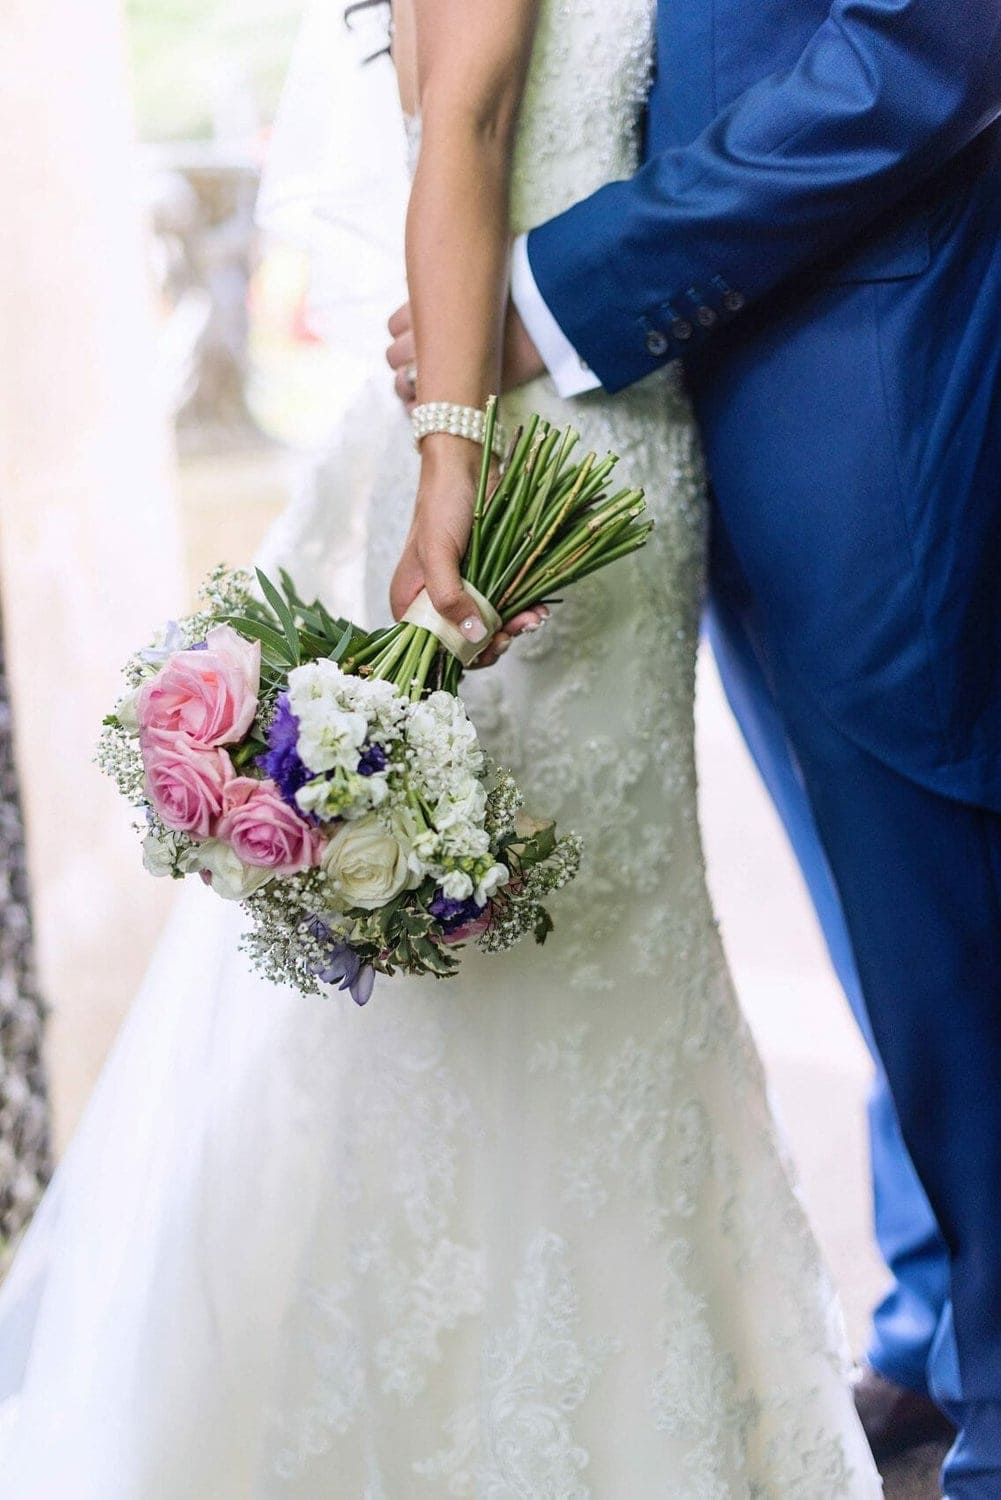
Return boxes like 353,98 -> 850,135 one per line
0,2 -> 883,1496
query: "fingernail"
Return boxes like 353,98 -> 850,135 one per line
495,636 -> 512,655
461,615 -> 488,643
522,621 -> 542,633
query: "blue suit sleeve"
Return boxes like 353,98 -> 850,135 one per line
526,0 -> 1001,392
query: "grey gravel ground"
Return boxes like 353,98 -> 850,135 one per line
881,1444 -> 949,1500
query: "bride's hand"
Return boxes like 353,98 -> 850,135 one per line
387,299 -> 545,409
390,435 -> 548,669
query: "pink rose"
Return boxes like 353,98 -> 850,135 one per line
142,729 -> 234,838
137,625 -> 261,747
215,777 -> 323,874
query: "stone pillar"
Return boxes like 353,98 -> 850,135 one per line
0,612 -> 49,1249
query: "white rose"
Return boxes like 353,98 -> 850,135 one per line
142,829 -> 181,878
116,688 -> 142,735
322,814 -> 412,910
440,869 -> 474,901
196,839 -> 274,901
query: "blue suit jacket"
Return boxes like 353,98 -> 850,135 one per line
527,0 -> 1001,809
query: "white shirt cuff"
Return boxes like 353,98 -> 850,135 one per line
511,234 -> 601,399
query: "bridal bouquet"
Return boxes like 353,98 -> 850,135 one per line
99,402 -> 651,1003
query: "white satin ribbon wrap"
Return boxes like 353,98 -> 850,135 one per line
402,581 -> 502,667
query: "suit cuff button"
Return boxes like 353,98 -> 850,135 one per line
645,330 -> 670,356
671,318 -> 694,341
696,306 -> 717,328
722,290 -> 746,312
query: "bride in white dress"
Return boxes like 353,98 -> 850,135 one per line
0,1 -> 883,1495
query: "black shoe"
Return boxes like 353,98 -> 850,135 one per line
852,1363 -> 957,1462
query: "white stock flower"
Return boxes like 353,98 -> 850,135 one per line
475,863 -> 510,906
433,779 -> 487,831
439,869 -> 474,901
195,839 -> 274,901
440,822 -> 491,861
286,658 -> 348,707
390,806 -> 432,878
322,814 -> 412,911
295,767 -> 390,823
295,701 -> 368,775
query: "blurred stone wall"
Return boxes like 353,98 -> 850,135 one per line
0,616 -> 50,1255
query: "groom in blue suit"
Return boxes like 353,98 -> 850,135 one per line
509,1 -> 1001,1494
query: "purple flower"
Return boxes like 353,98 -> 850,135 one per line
429,888 -> 485,934
357,741 -> 387,777
258,694 -> 311,809
309,920 -> 376,1006
141,620 -> 207,664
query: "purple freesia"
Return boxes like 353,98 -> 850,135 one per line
429,888 -> 486,934
309,920 -> 376,1006
259,694 -> 311,809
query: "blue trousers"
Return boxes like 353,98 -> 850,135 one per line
707,569 -> 1001,1496
706,586 -> 951,1391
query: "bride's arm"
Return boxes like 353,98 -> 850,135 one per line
389,0 -> 543,653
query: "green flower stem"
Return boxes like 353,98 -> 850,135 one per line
367,624 -> 411,681
503,488 -> 641,597
466,396 -> 499,581
475,417 -> 542,585
348,628 -> 400,670
267,406 -> 653,703
499,453 -> 596,609
411,631 -> 439,700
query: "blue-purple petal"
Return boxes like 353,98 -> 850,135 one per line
350,965 -> 376,1006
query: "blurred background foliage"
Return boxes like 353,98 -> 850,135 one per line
125,0 -> 302,140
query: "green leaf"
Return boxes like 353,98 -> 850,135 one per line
102,713 -> 121,728
231,737 -> 268,769
533,908 -> 555,946
297,628 -> 342,660
256,567 -> 301,667
228,614 -> 296,663
529,822 -> 558,861
277,568 -> 305,609
330,619 -> 355,662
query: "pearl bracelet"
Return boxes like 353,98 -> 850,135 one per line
412,402 -> 508,462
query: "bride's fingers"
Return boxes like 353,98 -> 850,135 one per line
386,328 -> 415,374
469,632 -> 512,670
388,329 -> 418,409
469,608 -> 550,670
504,606 -> 550,636
388,303 -> 412,340
394,368 -> 418,411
